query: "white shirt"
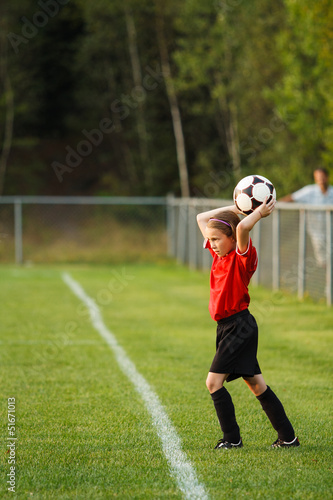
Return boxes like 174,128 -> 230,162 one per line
292,184 -> 333,204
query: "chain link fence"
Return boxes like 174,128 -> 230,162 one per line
167,197 -> 333,306
0,196 -> 168,265
0,196 -> 332,305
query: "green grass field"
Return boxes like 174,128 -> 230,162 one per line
1,262 -> 332,499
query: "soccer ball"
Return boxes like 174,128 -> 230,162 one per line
233,175 -> 276,215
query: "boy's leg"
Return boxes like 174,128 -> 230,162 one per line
244,375 -> 295,442
207,372 -> 241,444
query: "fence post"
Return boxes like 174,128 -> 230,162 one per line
272,209 -> 280,291
252,219 -> 261,286
176,201 -> 188,264
14,199 -> 23,264
326,210 -> 332,306
298,209 -> 306,299
188,200 -> 198,269
166,194 -> 176,257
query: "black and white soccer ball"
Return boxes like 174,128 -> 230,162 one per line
233,175 -> 276,215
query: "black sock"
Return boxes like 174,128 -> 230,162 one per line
256,386 -> 295,441
210,386 -> 240,443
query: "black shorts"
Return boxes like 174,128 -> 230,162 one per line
209,309 -> 261,382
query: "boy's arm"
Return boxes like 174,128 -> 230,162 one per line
279,194 -> 294,202
196,204 -> 240,237
236,197 -> 275,253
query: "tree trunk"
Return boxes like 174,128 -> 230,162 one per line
124,3 -> 152,188
225,101 -> 241,177
155,9 -> 190,198
0,35 -> 14,196
215,36 -> 241,179
107,64 -> 139,188
217,94 -> 241,179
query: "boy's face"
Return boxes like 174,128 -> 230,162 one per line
205,227 -> 236,257
314,170 -> 329,192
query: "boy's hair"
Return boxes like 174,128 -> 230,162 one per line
206,210 -> 240,240
314,167 -> 329,177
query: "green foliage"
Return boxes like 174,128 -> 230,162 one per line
1,0 -> 332,196
173,0 -> 288,195
269,0 -> 333,186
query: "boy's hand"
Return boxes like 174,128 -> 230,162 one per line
256,197 -> 276,218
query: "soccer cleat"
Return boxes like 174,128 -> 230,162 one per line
214,438 -> 243,449
271,436 -> 300,448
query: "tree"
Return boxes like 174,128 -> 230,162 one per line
124,0 -> 151,186
1,0 -> 331,197
173,0 -> 287,196
270,0 -> 333,188
155,1 -> 190,197
0,31 -> 14,196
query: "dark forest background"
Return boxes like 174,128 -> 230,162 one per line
0,0 -> 332,198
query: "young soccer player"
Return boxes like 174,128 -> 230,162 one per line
196,197 -> 300,449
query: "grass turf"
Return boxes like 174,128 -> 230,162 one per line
0,262 -> 332,499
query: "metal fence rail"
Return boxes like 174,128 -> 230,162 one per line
0,195 -> 332,305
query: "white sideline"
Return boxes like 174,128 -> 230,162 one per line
62,272 -> 208,500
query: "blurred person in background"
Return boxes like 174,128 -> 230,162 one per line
280,168 -> 333,266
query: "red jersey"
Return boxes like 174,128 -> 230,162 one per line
205,238 -> 258,321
